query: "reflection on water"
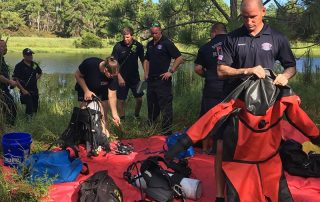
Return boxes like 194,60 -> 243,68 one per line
58,74 -> 67,87
6,52 -> 105,74
5,52 -> 320,74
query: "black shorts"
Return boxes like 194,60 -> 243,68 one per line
200,97 -> 223,116
77,88 -> 108,101
200,97 -> 224,139
117,80 -> 144,100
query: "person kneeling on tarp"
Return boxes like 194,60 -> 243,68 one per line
75,56 -> 121,136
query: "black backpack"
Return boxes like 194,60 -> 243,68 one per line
280,139 -> 320,177
78,170 -> 123,202
124,156 -> 191,202
56,99 -> 110,156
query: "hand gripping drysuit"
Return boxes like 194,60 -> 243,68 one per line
165,70 -> 320,202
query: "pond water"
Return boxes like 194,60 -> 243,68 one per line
5,52 -> 320,74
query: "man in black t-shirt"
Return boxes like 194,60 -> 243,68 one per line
194,23 -> 227,202
0,39 -> 17,125
144,21 -> 183,135
75,56 -> 120,136
112,27 -> 144,120
13,48 -> 42,118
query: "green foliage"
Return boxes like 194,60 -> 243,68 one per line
74,32 -> 103,48
0,167 -> 53,202
267,0 -> 320,41
0,11 -> 25,31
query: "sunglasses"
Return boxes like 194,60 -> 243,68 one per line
151,22 -> 161,28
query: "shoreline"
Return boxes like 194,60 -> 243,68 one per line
6,37 -> 320,57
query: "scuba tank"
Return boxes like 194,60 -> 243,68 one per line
124,156 -> 202,201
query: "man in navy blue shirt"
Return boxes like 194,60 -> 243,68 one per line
13,48 -> 42,119
194,22 -> 227,202
218,0 -> 296,93
216,1 -> 296,201
144,21 -> 183,135
112,27 -> 144,120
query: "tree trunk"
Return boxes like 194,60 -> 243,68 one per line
230,0 -> 238,20
37,11 -> 40,32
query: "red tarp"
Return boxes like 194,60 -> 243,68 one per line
1,120 -> 320,201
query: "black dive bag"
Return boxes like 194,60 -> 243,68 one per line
78,170 -> 123,202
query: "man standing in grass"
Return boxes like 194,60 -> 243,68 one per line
13,48 -> 42,120
144,21 -> 183,135
0,39 -> 17,125
75,56 -> 121,136
194,22 -> 227,202
112,27 -> 144,120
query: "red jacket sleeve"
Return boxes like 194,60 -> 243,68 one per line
283,95 -> 320,145
186,100 -> 236,143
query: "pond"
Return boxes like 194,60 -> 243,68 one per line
5,52 -> 320,74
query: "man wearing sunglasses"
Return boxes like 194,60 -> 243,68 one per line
144,21 -> 183,136
75,56 -> 121,136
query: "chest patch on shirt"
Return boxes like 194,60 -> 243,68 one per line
261,43 -> 272,51
101,81 -> 109,86
157,44 -> 163,50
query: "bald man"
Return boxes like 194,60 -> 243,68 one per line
218,0 -> 296,94
216,0 -> 296,201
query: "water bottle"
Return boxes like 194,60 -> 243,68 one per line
134,173 -> 202,200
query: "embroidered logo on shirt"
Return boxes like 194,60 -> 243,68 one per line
131,44 -> 137,53
157,44 -> 163,50
237,43 -> 246,46
261,43 -> 272,51
101,81 -> 109,86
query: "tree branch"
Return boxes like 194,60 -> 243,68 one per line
162,20 -> 218,31
211,0 -> 230,22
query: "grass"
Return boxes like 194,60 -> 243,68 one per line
0,56 -> 319,200
6,37 -> 114,54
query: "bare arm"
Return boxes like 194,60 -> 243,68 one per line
217,64 -> 266,79
143,60 -> 149,80
273,66 -> 296,86
14,79 -> 29,95
170,55 -> 183,72
75,69 -> 95,100
108,89 -> 120,125
194,64 -> 205,77
161,56 -> 184,80
0,74 -> 18,87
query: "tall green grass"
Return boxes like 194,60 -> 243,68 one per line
6,37 -> 113,54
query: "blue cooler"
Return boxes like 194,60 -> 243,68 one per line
2,132 -> 32,167
166,131 -> 194,159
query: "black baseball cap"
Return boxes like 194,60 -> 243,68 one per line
23,48 -> 34,56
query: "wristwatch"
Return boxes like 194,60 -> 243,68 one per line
169,69 -> 175,74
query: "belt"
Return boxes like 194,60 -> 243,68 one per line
147,76 -> 162,81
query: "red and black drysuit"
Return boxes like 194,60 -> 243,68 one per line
165,70 -> 320,202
